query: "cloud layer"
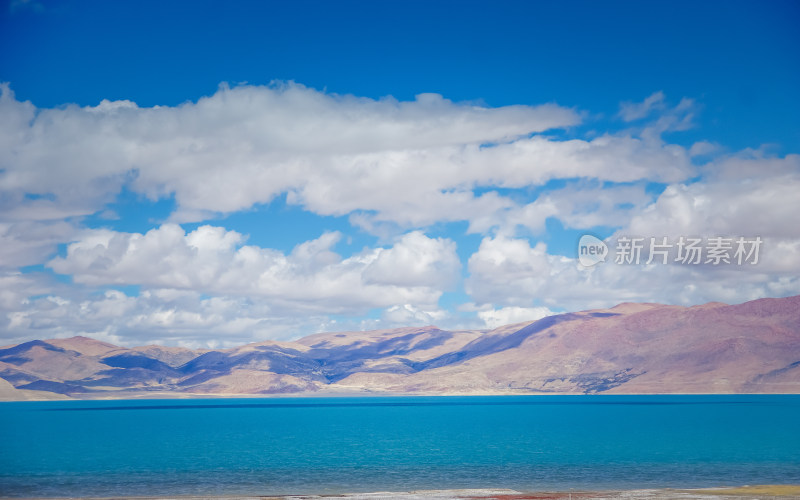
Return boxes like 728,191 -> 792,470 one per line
1,85 -> 798,346
0,82 -> 581,222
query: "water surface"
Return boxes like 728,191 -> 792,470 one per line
1,395 -> 799,497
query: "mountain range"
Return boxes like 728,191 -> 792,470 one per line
1,295 -> 799,400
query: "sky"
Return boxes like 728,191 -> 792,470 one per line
1,0 -> 799,347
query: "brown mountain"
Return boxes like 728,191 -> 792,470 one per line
1,295 -> 798,400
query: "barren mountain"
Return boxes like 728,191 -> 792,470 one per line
1,295 -> 798,400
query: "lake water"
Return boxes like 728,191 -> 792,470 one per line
1,395 -> 799,497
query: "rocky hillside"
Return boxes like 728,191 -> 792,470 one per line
1,295 -> 799,399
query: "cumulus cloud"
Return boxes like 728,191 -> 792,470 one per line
1,225 -> 462,346
47,224 -> 461,315
465,233 -> 800,312
626,175 -> 800,243
465,152 -> 800,312
465,236 -> 554,307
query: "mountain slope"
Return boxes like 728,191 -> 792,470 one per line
1,295 -> 799,400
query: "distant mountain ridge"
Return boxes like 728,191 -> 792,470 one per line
1,295 -> 799,400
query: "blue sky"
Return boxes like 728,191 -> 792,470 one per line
1,0 -> 799,347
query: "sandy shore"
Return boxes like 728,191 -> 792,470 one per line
20,485 -> 800,500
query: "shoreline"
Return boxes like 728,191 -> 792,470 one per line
11,486 -> 800,500
4,391 -> 800,403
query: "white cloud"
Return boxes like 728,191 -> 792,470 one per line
363,231 -> 461,288
0,82 -> 580,223
0,271 -> 61,313
465,236 -> 554,307
1,287 -> 334,347
623,154 -> 800,273
465,234 -> 800,312
1,282 -> 463,348
478,306 -> 555,329
688,140 -> 718,157
1,82 -> 700,237
0,220 -> 78,269
619,91 -> 666,121
464,152 -> 800,312
485,182 -> 655,235
618,92 -> 699,147
381,304 -> 449,326
47,224 -> 460,316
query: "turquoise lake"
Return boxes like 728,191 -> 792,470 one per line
1,395 -> 799,497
